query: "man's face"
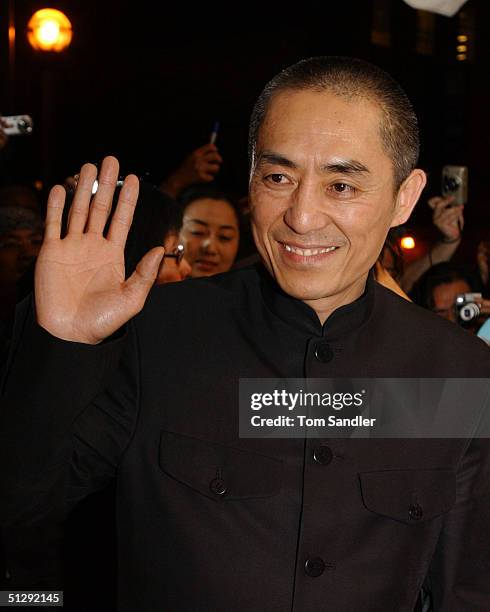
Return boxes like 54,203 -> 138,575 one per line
432,279 -> 471,323
249,89 -> 421,318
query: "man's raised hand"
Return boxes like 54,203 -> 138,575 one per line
35,156 -> 165,344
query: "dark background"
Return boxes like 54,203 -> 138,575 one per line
0,0 -> 489,253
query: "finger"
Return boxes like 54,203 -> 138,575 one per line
458,210 -> 464,230
86,156 -> 119,234
441,209 -> 460,222
428,196 -> 442,209
202,151 -> 223,163
479,300 -> 490,315
201,161 -> 221,173
196,143 -> 218,154
437,207 -> 460,223
124,246 -> 165,307
44,185 -> 66,240
68,163 -> 98,234
107,174 -> 140,247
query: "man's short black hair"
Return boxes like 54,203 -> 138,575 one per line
248,56 -> 420,190
410,262 -> 483,311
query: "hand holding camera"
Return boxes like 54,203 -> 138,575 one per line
0,114 -> 33,136
428,195 -> 464,243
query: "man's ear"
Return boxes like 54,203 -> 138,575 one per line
391,169 -> 427,227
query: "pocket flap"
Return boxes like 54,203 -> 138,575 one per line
159,430 -> 283,501
359,469 -> 456,524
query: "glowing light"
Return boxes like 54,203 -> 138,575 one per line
400,236 -> 416,250
27,9 -> 72,52
457,34 -> 468,42
456,53 -> 467,61
456,45 -> 467,52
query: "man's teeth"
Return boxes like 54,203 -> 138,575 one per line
283,244 -> 337,256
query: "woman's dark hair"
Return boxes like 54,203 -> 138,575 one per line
178,185 -> 244,232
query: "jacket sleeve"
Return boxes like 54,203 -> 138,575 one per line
0,293 -> 140,526
425,437 -> 490,610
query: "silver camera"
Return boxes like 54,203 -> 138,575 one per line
455,292 -> 482,322
1,115 -> 34,136
442,165 -> 468,206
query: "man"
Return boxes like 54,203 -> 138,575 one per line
411,262 -> 490,329
1,57 -> 489,611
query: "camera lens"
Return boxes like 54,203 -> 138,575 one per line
443,176 -> 460,192
460,303 -> 480,322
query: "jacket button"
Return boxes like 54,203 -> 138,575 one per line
313,446 -> 333,465
209,478 -> 227,496
408,503 -> 423,521
314,342 -> 334,363
304,557 -> 325,577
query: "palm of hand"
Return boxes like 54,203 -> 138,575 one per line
35,234 -> 128,343
35,157 -> 164,344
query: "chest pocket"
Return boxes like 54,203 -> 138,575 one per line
159,430 -> 283,502
359,469 -> 456,524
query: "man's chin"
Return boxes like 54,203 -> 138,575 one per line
272,273 -> 337,302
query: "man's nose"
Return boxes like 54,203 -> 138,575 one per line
283,180 -> 330,235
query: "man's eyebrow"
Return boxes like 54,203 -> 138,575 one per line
256,151 -> 298,169
322,159 -> 370,175
256,152 -> 369,175
188,218 -> 237,231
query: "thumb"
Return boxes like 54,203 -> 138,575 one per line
124,246 -> 165,304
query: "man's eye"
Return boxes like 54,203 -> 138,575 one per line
329,183 -> 356,195
265,173 -> 288,184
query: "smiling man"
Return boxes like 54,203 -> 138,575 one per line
248,58 -> 425,322
1,57 -> 489,612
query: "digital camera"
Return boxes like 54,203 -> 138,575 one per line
455,292 -> 482,322
1,115 -> 34,136
442,165 -> 468,206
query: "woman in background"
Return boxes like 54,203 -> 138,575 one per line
178,186 -> 241,277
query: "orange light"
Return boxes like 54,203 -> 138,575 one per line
457,34 -> 468,42
456,53 -> 467,61
456,44 -> 467,52
400,236 -> 416,250
27,9 -> 72,52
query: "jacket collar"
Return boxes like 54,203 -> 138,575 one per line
258,264 -> 376,340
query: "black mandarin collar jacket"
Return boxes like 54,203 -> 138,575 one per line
1,264 -> 490,611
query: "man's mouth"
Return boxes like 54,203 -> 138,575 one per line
282,243 -> 338,257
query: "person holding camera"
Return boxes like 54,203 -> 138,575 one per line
410,261 -> 490,332
401,194 -> 464,293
